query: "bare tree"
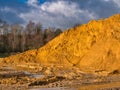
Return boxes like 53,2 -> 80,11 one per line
43,28 -> 54,44
11,24 -> 23,52
20,30 -> 26,52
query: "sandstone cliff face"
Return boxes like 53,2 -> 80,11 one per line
1,14 -> 120,73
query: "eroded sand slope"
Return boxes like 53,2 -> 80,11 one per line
1,14 -> 120,74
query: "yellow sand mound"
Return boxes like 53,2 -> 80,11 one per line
1,14 -> 120,73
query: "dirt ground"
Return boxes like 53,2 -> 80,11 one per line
0,63 -> 120,90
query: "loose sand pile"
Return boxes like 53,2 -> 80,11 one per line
1,14 -> 120,74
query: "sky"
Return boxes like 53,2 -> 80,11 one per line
0,0 -> 120,29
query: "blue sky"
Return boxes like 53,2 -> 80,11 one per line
0,0 -> 120,29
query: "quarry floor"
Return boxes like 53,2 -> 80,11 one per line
0,64 -> 120,90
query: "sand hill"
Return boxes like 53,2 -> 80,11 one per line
1,14 -> 120,73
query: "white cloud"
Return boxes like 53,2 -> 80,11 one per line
27,0 -> 38,7
41,1 -> 78,17
112,0 -> 120,8
19,1 -> 98,29
0,7 -> 16,13
103,0 -> 110,2
103,0 -> 120,8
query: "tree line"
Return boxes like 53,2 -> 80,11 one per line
0,19 -> 62,56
